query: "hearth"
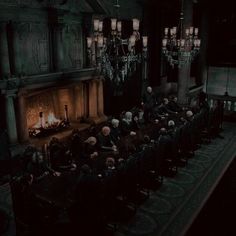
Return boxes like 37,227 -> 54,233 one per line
28,105 -> 70,138
1,69 -> 107,146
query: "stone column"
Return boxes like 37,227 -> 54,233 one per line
177,0 -> 193,105
0,22 -> 11,78
88,79 -> 98,120
16,91 -> 29,143
5,91 -> 18,144
97,78 -> 107,122
52,23 -> 64,71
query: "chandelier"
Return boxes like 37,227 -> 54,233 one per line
86,0 -> 148,92
162,0 -> 201,67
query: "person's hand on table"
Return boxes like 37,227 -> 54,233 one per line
70,163 -> 77,171
130,131 -> 136,136
53,171 -> 61,177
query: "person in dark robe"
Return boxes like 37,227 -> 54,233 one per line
120,111 -> 137,136
157,98 -> 178,116
70,129 -> 83,160
49,137 -> 76,171
97,126 -> 117,152
73,164 -> 104,235
141,86 -> 157,122
26,151 -> 60,181
79,136 -> 99,169
110,118 -> 121,144
168,96 -> 183,112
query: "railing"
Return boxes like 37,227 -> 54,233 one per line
207,94 -> 236,112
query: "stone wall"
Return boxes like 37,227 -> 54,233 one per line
204,66 -> 236,96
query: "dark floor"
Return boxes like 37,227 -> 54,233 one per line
186,157 -> 236,236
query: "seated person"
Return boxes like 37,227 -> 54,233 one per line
186,110 -> 194,121
70,129 -> 83,159
168,96 -> 183,112
103,157 -> 117,177
120,111 -> 137,136
132,110 -> 144,129
80,136 -> 99,165
74,164 -> 104,235
179,116 -> 187,125
97,126 -> 117,152
26,151 -> 60,181
49,137 -> 76,171
110,118 -> 121,143
139,135 -> 153,151
22,145 -> 37,171
150,105 -> 166,123
157,98 -> 178,115
167,120 -> 176,134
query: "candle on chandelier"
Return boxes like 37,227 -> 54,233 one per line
162,38 -> 167,47
111,18 -> 117,31
142,36 -> 148,48
132,18 -> 140,31
185,28 -> 190,36
129,35 -> 136,47
117,21 -> 122,32
87,37 -> 92,48
180,39 -> 185,47
98,21 -> 103,32
189,26 -> 194,35
164,28 -> 169,35
196,39 -> 201,47
97,35 -> 104,48
93,19 -> 99,31
172,27 -> 177,35
194,28 -> 199,35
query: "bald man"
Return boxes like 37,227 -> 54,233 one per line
141,86 -> 157,122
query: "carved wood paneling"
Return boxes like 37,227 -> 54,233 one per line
64,24 -> 82,69
15,22 -> 50,75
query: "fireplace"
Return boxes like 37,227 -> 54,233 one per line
1,69 -> 107,145
26,87 -> 76,137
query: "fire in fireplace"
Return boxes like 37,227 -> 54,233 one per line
29,105 -> 70,138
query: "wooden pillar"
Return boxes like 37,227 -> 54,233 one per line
97,78 -> 107,121
75,83 -> 85,120
88,79 -> 98,119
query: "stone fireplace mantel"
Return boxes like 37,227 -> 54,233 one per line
0,68 -> 100,91
0,68 -> 107,146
